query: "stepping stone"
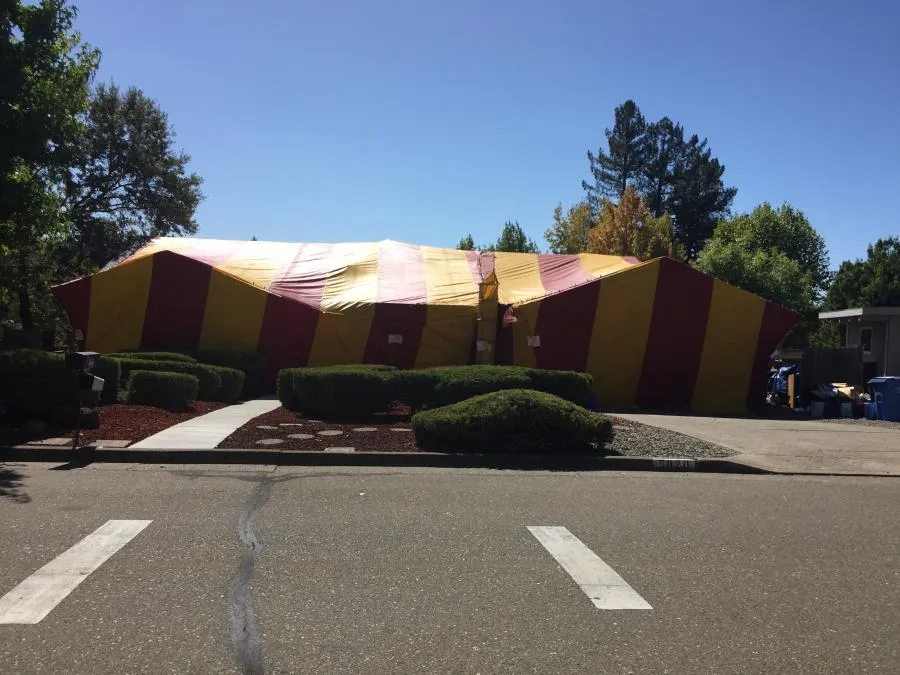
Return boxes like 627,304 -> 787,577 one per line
353,427 -> 377,432
324,447 -> 355,453
288,433 -> 314,440
257,425 -> 279,430
390,428 -> 413,433
255,438 -> 283,445
279,423 -> 304,427
26,437 -> 73,446
94,440 -> 131,448
317,430 -> 344,437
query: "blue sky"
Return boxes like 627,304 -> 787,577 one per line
76,0 -> 898,265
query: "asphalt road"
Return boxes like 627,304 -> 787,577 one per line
0,462 -> 897,674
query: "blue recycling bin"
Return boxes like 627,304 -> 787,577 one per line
867,377 -> 900,422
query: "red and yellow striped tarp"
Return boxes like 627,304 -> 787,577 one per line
52,238 -> 799,413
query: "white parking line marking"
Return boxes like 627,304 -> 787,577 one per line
0,520 -> 152,624
527,526 -> 652,610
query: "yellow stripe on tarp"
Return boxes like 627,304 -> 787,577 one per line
578,253 -> 639,279
494,253 -> 544,305
307,243 -> 379,365
586,261 -> 660,408
414,247 -> 479,367
86,256 -> 154,353
509,300 -> 541,368
691,281 -> 766,413
415,306 -> 477,368
420,246 -> 479,307
199,269 -> 268,353
124,237 -> 193,263
215,241 -> 302,291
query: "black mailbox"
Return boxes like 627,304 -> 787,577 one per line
77,371 -> 105,393
66,351 -> 99,372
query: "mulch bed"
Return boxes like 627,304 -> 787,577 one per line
2,402 -> 226,447
217,407 -> 419,452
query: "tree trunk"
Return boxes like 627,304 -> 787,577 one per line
17,284 -> 34,330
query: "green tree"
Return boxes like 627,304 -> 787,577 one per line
824,237 -> 900,309
483,221 -> 539,253
56,83 -> 203,276
0,0 -> 100,327
544,201 -> 594,254
694,202 -> 830,313
669,135 -> 737,259
582,100 -> 648,209
638,117 -> 684,218
456,233 -> 475,251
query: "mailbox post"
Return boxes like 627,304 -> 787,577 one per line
65,351 -> 103,450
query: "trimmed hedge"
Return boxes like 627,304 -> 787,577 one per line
0,349 -> 119,418
288,367 -> 391,421
112,357 -> 223,401
278,364 -> 595,420
127,370 -> 199,410
208,365 -> 245,403
115,351 -> 197,363
412,389 -> 614,454
197,350 -> 265,396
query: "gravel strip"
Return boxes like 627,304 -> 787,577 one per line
606,416 -> 735,458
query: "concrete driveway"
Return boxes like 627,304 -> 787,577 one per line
614,415 -> 900,476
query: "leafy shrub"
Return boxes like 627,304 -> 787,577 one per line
412,389 -> 614,454
113,358 -> 223,400
115,351 -> 197,363
197,350 -> 266,396
127,370 -> 199,410
281,366 -> 392,421
208,365 -> 245,403
524,369 -> 593,407
0,349 -> 121,418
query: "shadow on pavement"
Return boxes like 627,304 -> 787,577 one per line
0,466 -> 31,503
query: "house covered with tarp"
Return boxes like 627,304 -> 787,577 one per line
52,238 -> 800,413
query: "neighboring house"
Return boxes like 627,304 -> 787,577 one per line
818,307 -> 900,381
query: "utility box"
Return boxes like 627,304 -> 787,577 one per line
867,376 -> 900,422
66,351 -> 99,372
77,372 -> 105,393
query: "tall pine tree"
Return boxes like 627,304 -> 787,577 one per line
582,100 -> 648,209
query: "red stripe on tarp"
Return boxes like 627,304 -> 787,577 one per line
746,302 -> 801,411
178,241 -> 244,267
537,254 -> 594,295
52,277 -> 91,345
257,294 -> 321,385
636,258 -> 714,410
623,256 -> 641,264
267,243 -> 333,308
141,251 -> 211,352
532,280 -> 601,372
470,250 -> 493,283
363,243 -> 428,368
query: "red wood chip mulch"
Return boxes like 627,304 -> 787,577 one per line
2,402 -> 226,447
217,407 -> 419,452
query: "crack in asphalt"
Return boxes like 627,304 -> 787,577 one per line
229,476 -> 273,675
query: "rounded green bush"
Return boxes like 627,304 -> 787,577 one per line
127,370 -> 199,410
112,358 -> 222,400
208,365 -> 245,403
198,351 -> 265,396
290,367 -> 391,421
412,389 -> 613,454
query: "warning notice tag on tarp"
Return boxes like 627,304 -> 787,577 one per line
527,335 -> 541,347
388,334 -> 403,344
476,340 -> 492,352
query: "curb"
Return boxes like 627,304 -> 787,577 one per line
2,445 -> 774,474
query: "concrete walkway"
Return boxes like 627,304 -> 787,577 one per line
129,397 -> 281,449
615,414 -> 900,476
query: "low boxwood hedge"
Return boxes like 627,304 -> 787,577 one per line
412,389 -> 613,454
208,365 -> 245,403
0,349 -> 119,418
112,357 -> 224,401
277,364 -> 595,418
286,367 -> 392,421
127,370 -> 199,410
115,351 -> 197,363
197,350 -> 265,396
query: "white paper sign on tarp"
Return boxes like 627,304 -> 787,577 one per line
527,335 -> 541,347
476,340 -> 492,352
388,334 -> 403,344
